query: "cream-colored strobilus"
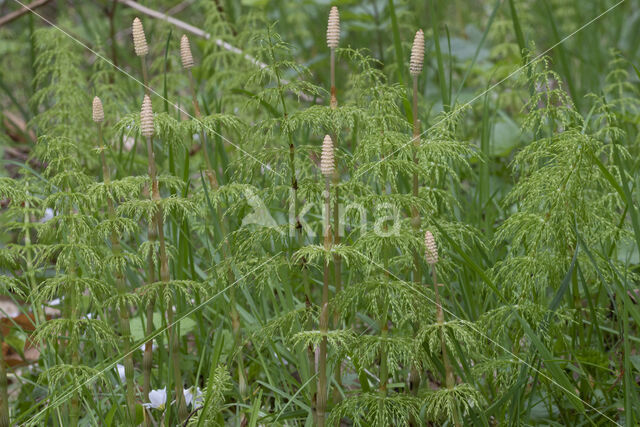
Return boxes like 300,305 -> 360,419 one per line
425,230 -> 462,427
179,35 -> 218,189
132,17 -> 151,94
327,6 -> 340,108
317,135 -> 335,427
140,96 -> 190,422
93,97 -> 137,423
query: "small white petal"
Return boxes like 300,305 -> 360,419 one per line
144,387 -> 167,410
40,208 -> 54,223
183,388 -> 193,407
183,386 -> 204,408
116,364 -> 126,382
139,340 -> 158,352
123,136 -> 136,152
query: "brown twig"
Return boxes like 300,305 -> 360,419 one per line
0,0 -> 51,27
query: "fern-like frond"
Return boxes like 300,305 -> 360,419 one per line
421,383 -> 483,423
330,392 -> 421,426
137,280 -> 208,307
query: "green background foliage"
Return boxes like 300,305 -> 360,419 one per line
0,0 -> 639,425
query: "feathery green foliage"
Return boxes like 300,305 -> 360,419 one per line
0,1 -> 639,426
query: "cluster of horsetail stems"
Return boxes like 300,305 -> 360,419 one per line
3,2 -> 634,425
98,12 -> 454,427
135,18 -> 190,422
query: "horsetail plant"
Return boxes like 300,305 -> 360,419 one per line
317,134 -> 335,427
326,5 -> 345,401
92,96 -> 137,423
486,56 -> 632,422
28,30 -> 118,426
139,94 -> 189,422
408,28 -> 425,397
409,29 -> 424,282
327,6 -> 339,109
1,178 -> 54,424
244,25 -> 325,419
424,230 -> 461,427
180,34 -> 215,187
132,18 -> 156,412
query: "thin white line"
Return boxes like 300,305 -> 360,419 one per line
23,253 -> 282,424
354,0 -> 626,179
13,0 -> 285,180
352,248 -> 620,426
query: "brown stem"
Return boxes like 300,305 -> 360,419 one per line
317,178 -> 331,427
329,45 -> 343,403
141,49 -> 186,416
329,48 -> 337,109
142,292 -> 155,426
141,59 -> 150,96
139,55 -> 157,426
410,76 -> 422,397
98,124 -> 136,423
411,76 -> 421,281
144,133 -> 189,421
431,267 -> 461,427
70,288 -> 79,427
187,70 -> 202,118
378,298 -> 389,401
186,69 -> 217,189
331,179 -> 342,403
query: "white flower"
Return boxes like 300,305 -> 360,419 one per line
116,364 -> 126,382
143,387 -> 167,410
260,163 -> 273,174
139,340 -> 158,352
40,208 -> 54,223
123,136 -> 136,152
183,386 -> 204,408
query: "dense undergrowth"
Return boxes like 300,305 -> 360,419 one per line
0,0 -> 639,425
